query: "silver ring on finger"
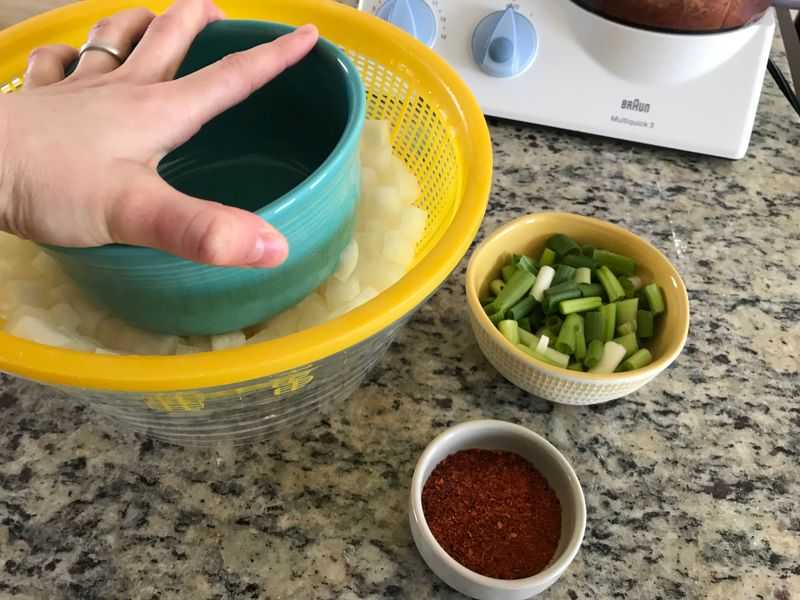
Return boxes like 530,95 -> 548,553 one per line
78,41 -> 129,64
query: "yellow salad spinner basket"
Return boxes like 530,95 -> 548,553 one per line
0,0 -> 493,446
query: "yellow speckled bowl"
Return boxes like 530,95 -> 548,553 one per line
466,212 -> 690,405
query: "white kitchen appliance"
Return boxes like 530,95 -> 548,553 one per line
358,0 -> 778,159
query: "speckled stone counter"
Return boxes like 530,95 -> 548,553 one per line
2,6 -> 800,600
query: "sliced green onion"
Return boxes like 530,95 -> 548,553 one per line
501,265 -> 517,283
490,279 -> 505,297
489,312 -> 504,325
481,295 -> 496,307
559,296 -> 603,315
588,341 -> 627,374
555,313 -> 581,355
546,234 -> 581,257
616,321 -> 637,337
542,281 -> 581,314
528,305 -> 545,329
544,315 -> 563,335
620,348 -> 653,371
486,270 -> 536,315
620,275 -> 644,299
593,249 -> 637,276
595,266 -> 625,303
508,296 -> 536,321
567,362 -> 585,372
499,320 -> 520,345
575,267 -> 592,285
574,314 -> 586,360
581,245 -> 595,257
584,339 -> 604,369
519,328 -> 537,348
540,248 -> 556,266
516,344 -> 569,368
563,254 -> 598,269
518,317 -> 532,333
584,311 -> 604,343
599,302 -> 617,342
613,332 -> 639,359
616,298 -> 639,325
542,347 -> 570,369
552,264 -> 577,286
514,255 -> 538,275
643,283 -> 666,315
637,310 -> 654,339
530,265 -> 556,302
536,335 -> 550,355
578,283 -> 604,298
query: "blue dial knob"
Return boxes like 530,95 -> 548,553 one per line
472,6 -> 538,78
376,0 -> 438,48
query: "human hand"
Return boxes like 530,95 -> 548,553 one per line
0,0 -> 319,267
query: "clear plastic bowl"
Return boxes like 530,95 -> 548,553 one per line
0,0 -> 493,445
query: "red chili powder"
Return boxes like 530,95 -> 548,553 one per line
421,448 -> 562,580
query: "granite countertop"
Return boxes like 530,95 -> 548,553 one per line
2,3 -> 800,600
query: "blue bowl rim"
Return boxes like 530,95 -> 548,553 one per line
43,20 -> 367,263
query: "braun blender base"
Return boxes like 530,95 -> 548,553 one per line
360,0 -> 777,159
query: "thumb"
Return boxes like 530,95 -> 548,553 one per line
106,172 -> 288,267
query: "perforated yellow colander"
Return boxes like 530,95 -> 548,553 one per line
0,0 -> 492,445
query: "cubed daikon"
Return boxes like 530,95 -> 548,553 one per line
383,230 -> 416,268
211,332 -> 247,351
333,240 -> 359,282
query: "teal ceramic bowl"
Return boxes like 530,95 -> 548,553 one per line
43,20 -> 366,336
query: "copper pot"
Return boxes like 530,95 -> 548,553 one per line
573,0 -> 800,32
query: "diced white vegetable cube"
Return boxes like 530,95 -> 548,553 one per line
295,293 -> 329,330
361,143 -> 393,172
372,187 -> 405,227
382,156 -> 420,204
187,336 -> 212,351
382,230 -> 416,268
331,286 -> 380,319
74,303 -> 108,338
325,275 -> 361,308
359,259 -> 405,291
95,318 -> 179,355
333,240 -> 359,282
2,281 -> 53,312
96,347 -> 120,355
6,313 -> 82,349
399,206 -> 427,244
361,120 -> 392,152
48,283 -> 80,307
361,166 -> 379,194
49,303 -> 81,333
271,309 -> 301,338
246,327 -> 279,345
210,331 -> 246,351
32,252 -> 60,276
355,231 -> 384,256
176,343 -> 200,355
348,286 -> 379,310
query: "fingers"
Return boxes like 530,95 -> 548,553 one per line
23,45 -> 79,89
106,172 -> 289,268
161,25 -> 318,132
70,8 -> 155,79
122,0 -> 225,84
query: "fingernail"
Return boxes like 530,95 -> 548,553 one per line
246,233 -> 288,267
296,24 -> 317,36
